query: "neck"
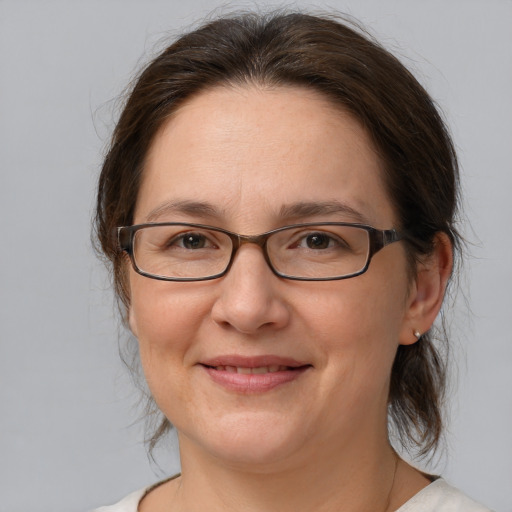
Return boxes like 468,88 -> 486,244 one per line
174,431 -> 399,512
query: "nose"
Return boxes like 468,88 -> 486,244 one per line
211,244 -> 290,334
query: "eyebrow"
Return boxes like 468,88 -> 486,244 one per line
145,199 -> 370,225
278,201 -> 371,224
146,200 -> 224,222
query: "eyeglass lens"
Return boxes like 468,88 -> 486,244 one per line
131,224 -> 371,280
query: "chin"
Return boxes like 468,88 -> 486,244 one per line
182,410 -> 310,469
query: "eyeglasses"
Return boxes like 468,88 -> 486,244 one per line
117,222 -> 404,282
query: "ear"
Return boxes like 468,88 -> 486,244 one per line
120,254 -> 138,336
128,306 -> 138,337
399,232 -> 453,346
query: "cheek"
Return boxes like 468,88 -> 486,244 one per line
300,275 -> 409,377
128,276 -> 212,377
301,277 -> 406,341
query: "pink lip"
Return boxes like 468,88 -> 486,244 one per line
199,355 -> 312,394
201,355 -> 308,368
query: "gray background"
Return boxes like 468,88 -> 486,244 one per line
1,0 -> 511,511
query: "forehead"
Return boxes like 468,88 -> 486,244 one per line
136,85 -> 396,230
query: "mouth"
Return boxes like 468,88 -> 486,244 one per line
204,364 -> 300,374
199,356 -> 312,393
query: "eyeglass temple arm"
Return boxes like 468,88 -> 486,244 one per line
370,228 -> 403,254
117,226 -> 132,252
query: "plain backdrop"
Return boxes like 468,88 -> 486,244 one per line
1,0 -> 511,511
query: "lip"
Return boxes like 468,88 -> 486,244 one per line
201,355 -> 308,368
199,355 -> 312,393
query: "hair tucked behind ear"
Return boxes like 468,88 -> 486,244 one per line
95,10 -> 461,459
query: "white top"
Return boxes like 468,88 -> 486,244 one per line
92,478 -> 491,512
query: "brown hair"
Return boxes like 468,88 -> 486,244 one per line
95,11 -> 460,457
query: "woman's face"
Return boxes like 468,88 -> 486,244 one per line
129,86 -> 420,468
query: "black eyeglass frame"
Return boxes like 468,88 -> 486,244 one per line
117,222 -> 404,282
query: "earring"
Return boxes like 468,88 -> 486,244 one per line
413,330 -> 421,340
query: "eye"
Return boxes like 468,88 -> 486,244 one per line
303,233 -> 333,249
171,232 -> 215,250
292,231 -> 343,250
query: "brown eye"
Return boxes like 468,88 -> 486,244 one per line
305,233 -> 332,249
182,234 -> 206,249
170,233 -> 211,250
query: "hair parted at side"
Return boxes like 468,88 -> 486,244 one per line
95,10 -> 461,458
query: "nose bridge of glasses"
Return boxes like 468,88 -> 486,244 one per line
235,233 -> 269,248
228,232 -> 273,269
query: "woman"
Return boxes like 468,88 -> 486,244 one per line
93,11 -> 491,512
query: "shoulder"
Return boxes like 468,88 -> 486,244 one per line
90,477 -> 491,512
90,488 -> 147,512
89,476 -> 178,512
397,478 -> 492,512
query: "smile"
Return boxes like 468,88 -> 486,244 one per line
210,365 -> 291,374
199,356 -> 311,393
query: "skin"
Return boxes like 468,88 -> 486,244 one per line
128,85 -> 452,512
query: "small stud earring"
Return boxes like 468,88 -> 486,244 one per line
413,330 -> 421,340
